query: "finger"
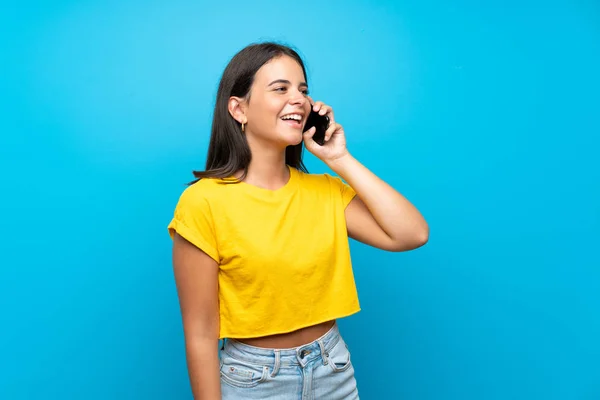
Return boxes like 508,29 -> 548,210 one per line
324,122 -> 338,142
320,104 -> 335,124
302,127 -> 317,149
323,109 -> 335,128
327,108 -> 335,124
326,113 -> 335,128
303,126 -> 316,140
312,101 -> 323,112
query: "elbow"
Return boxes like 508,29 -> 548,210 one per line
389,225 -> 429,252
415,230 -> 429,248
417,223 -> 429,246
408,230 -> 429,251
184,334 -> 220,357
402,216 -> 429,251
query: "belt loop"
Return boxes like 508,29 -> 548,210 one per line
271,350 -> 281,377
318,339 -> 329,365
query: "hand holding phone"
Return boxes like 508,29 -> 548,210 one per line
303,108 -> 330,146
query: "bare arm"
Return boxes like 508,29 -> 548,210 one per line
328,154 -> 429,252
172,232 -> 221,399
303,99 -> 429,253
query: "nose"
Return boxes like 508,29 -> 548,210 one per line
289,89 -> 307,106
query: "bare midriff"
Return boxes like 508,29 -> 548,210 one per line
232,320 -> 336,349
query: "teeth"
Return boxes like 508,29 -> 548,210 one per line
281,114 -> 302,121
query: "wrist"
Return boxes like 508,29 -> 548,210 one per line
325,151 -> 354,173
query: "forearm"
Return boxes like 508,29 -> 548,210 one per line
185,338 -> 221,400
327,153 -> 429,243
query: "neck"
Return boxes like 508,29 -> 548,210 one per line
238,141 -> 290,191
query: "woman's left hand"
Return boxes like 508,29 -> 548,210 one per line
303,98 -> 350,165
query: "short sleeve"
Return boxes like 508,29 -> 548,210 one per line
328,175 -> 357,208
167,186 -> 220,263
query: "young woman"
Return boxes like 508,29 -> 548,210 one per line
168,42 -> 428,399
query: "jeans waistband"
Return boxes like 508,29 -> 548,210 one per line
223,322 -> 341,367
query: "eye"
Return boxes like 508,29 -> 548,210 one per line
302,88 -> 309,95
274,87 -> 287,92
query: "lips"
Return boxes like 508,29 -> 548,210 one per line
281,119 -> 302,129
280,113 -> 303,121
280,112 -> 304,129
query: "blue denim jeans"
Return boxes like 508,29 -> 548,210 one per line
220,322 -> 359,399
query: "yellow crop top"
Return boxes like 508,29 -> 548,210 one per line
167,165 -> 360,339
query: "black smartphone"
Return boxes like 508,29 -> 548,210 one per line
304,109 -> 330,146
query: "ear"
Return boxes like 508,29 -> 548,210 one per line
228,96 -> 247,125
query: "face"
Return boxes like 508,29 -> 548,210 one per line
238,55 -> 311,147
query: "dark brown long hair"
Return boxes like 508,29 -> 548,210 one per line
189,42 -> 309,185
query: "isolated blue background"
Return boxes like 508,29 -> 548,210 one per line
1,0 -> 599,399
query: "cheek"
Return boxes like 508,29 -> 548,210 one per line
255,100 -> 281,121
248,104 -> 281,136
248,103 -> 272,125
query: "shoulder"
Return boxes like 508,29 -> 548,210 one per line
295,169 -> 348,190
174,177 -> 229,209
295,169 -> 356,207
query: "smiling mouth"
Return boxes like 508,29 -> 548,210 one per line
280,113 -> 304,128
280,113 -> 303,122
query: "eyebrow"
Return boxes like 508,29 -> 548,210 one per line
267,79 -> 308,87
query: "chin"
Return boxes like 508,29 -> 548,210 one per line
288,135 -> 304,146
277,131 -> 303,147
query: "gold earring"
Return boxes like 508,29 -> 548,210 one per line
241,122 -> 245,132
